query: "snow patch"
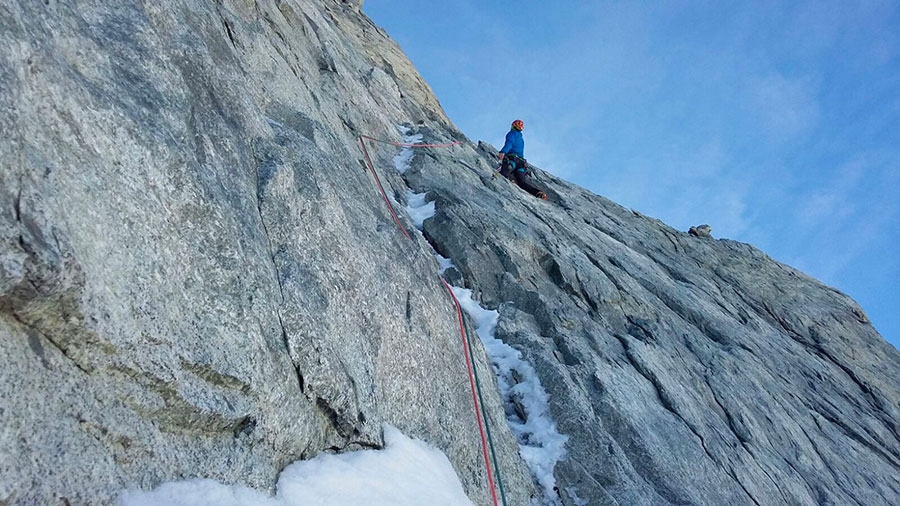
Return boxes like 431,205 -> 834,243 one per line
405,190 -> 435,230
119,426 -> 473,506
264,117 -> 284,129
565,487 -> 589,506
435,253 -> 456,274
450,287 -> 568,504
392,132 -> 423,174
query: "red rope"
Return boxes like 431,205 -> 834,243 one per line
358,136 -> 412,240
441,278 -> 500,506
357,133 -> 500,506
360,134 -> 463,148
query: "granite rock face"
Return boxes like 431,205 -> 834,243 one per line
402,137 -> 900,505
0,1 -> 530,505
2,1 -> 900,506
688,224 -> 712,238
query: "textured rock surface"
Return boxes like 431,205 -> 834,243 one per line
688,224 -> 711,238
0,1 -> 531,505
3,1 -> 900,506
401,136 -> 900,505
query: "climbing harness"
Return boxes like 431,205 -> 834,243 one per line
358,134 -> 508,506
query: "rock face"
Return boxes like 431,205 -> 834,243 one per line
404,138 -> 900,505
688,224 -> 712,238
1,1 -> 899,506
0,1 -> 531,505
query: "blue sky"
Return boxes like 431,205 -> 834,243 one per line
364,1 -> 899,349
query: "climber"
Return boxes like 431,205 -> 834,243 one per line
497,119 -> 547,200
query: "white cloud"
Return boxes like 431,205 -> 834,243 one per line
797,191 -> 855,228
744,73 -> 821,141
775,153 -> 899,284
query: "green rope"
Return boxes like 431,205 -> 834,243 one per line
461,313 -> 509,506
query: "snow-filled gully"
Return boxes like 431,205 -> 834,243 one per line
395,127 -> 569,505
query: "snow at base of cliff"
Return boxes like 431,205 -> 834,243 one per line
119,425 -> 474,506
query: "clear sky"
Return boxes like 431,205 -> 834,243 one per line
363,1 -> 899,350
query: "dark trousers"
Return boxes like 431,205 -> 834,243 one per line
512,169 -> 542,197
501,155 -> 543,197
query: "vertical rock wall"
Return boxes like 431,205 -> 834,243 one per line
0,1 -> 532,505
3,1 -> 898,506
400,137 -> 900,506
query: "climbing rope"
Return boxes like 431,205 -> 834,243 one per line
441,278 -> 501,506
358,136 -> 411,240
358,134 -> 507,506
442,280 -> 510,506
360,134 -> 463,148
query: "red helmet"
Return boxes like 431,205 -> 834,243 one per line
511,119 -> 524,131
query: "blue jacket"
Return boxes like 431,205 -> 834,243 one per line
500,129 -> 524,158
